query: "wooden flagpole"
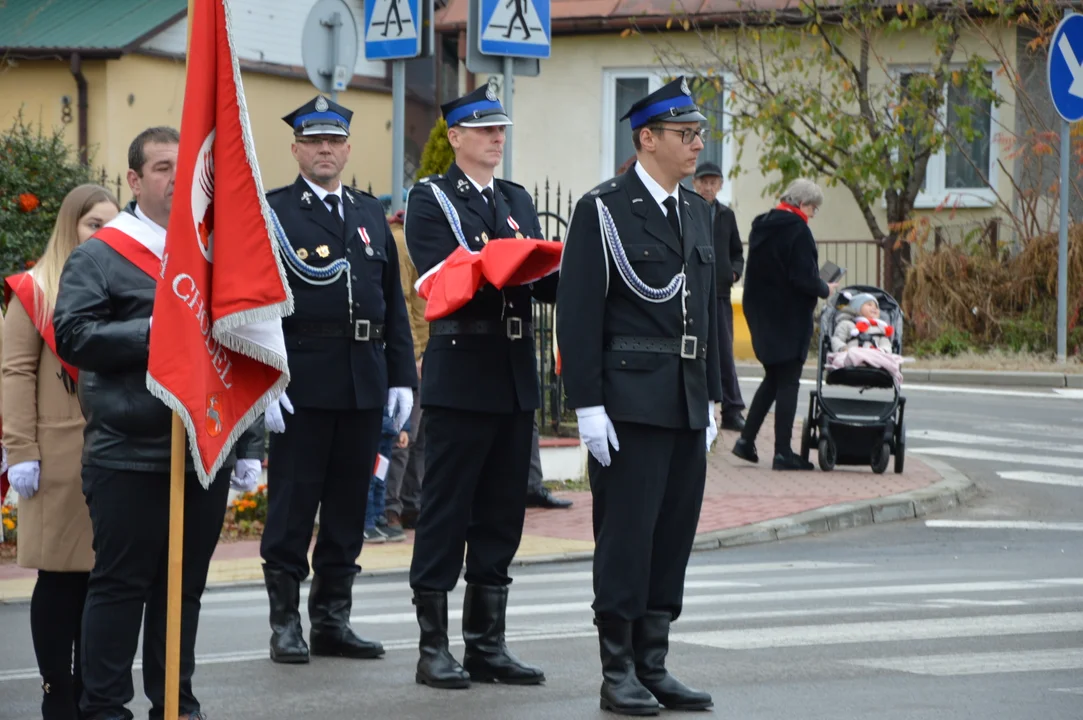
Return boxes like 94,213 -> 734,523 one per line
164,4 -> 196,718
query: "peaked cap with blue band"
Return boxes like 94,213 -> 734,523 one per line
282,95 -> 353,137
441,82 -> 513,129
621,76 -> 707,130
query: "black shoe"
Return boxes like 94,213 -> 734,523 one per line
413,590 -> 471,689
721,413 -> 746,432
401,507 -> 419,530
462,584 -> 545,684
525,486 -> 573,509
308,573 -> 385,659
633,611 -> 713,711
772,451 -> 815,471
40,675 -> 77,720
595,616 -> 660,716
262,566 -> 310,664
732,437 -> 759,464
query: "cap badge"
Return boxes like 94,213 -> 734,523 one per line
680,78 -> 691,96
485,84 -> 497,102
315,96 -> 329,112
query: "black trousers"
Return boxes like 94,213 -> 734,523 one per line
742,358 -> 805,455
261,406 -> 383,581
79,465 -> 229,720
590,421 -> 706,621
410,407 -> 534,591
31,570 -> 89,710
717,289 -> 746,419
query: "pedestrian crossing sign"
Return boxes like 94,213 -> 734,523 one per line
364,0 -> 421,60
479,0 -> 551,59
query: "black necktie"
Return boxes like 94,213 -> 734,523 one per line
481,187 -> 497,228
325,194 -> 343,231
663,196 -> 682,243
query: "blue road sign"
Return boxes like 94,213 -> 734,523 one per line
364,0 -> 421,60
1048,13 -> 1083,123
478,0 -> 551,59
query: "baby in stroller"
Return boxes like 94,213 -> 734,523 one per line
830,293 -> 894,353
826,290 -> 905,386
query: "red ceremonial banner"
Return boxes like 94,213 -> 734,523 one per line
147,0 -> 293,488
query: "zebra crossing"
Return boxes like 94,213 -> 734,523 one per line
2,557 -> 1080,689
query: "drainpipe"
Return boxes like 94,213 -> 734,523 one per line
70,52 -> 88,166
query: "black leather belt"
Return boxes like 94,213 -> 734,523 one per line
605,335 -> 707,360
286,320 -> 385,341
430,318 -> 533,340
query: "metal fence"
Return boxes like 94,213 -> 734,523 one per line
815,239 -> 885,290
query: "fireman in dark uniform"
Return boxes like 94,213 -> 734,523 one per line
404,82 -> 557,690
259,95 -> 417,665
555,77 -> 721,716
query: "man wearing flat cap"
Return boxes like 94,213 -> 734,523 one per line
694,161 -> 747,432
403,81 -> 556,690
556,76 -> 719,716
258,95 -> 417,665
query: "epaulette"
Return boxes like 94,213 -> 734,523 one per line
586,178 -> 622,198
345,186 -> 376,201
417,174 -> 445,185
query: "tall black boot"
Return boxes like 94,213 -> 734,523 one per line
633,611 -> 713,711
461,584 -> 545,685
262,566 -> 309,664
595,615 -> 660,717
413,590 -> 470,689
40,675 -> 78,720
308,572 -> 385,658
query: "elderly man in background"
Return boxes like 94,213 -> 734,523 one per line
693,161 -> 746,432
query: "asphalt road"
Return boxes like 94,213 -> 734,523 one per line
1,380 -> 1081,719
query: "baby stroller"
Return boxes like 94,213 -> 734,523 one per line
799,285 -> 906,474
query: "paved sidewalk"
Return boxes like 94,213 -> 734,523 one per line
0,420 -> 967,603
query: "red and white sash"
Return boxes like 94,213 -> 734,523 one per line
94,211 -> 165,279
3,272 -> 81,383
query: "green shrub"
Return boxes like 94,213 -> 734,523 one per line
417,117 -> 454,179
1000,312 -> 1053,353
912,328 -> 975,358
0,112 -> 96,277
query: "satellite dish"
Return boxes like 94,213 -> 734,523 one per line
301,0 -> 359,96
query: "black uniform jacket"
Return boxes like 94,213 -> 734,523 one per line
53,205 -> 264,474
267,176 -> 416,411
711,199 -> 744,290
404,163 -> 558,414
556,165 -> 723,431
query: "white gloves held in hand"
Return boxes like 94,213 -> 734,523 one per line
9,460 -> 40,498
265,393 -> 294,433
576,406 -> 620,467
706,404 -> 718,452
231,458 -> 262,492
387,387 -> 413,433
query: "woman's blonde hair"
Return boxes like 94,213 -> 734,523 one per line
29,184 -> 119,326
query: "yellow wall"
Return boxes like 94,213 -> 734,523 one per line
0,54 -> 394,200
478,23 -> 1021,261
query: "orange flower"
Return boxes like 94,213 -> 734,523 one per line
18,192 -> 40,212
25,259 -> 36,269
3,518 -> 14,531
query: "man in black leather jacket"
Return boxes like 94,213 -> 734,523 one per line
53,126 -> 264,720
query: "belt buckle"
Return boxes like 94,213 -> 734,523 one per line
507,317 -> 523,340
354,319 -> 371,341
680,335 -> 698,359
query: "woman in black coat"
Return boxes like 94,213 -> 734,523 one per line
733,179 -> 838,470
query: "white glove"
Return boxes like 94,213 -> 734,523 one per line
1,446 -> 7,475
231,458 -> 262,492
706,404 -> 718,452
265,392 -> 294,433
388,387 -> 413,433
9,460 -> 40,498
576,406 -> 620,467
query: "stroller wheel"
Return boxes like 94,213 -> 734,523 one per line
817,437 -> 836,472
871,442 -> 891,475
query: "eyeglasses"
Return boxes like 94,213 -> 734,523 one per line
295,136 -> 348,147
649,126 -> 706,145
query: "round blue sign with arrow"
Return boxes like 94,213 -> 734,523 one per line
1048,13 -> 1083,123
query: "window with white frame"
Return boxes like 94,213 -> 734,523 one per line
896,67 -> 998,209
601,69 -> 732,204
